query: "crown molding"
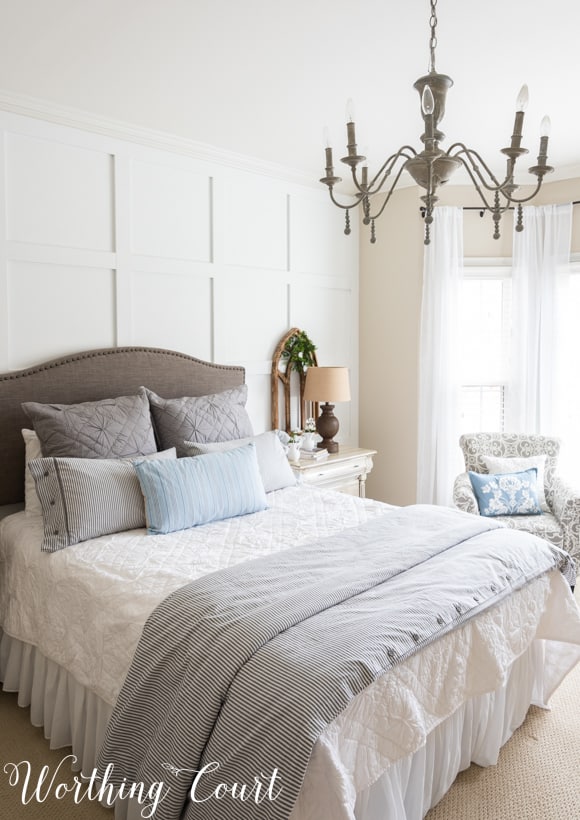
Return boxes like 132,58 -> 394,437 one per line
0,89 -> 319,188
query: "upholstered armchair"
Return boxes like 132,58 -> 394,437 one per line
453,432 -> 580,565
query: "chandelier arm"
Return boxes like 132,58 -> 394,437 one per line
327,187 -> 365,211
350,165 -> 367,195
493,179 -> 544,206
349,147 -> 417,197
445,143 -> 507,190
448,156 -> 505,212
366,147 -> 417,193
364,163 -> 413,221
450,146 -> 546,205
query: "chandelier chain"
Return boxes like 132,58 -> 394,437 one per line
429,0 -> 438,72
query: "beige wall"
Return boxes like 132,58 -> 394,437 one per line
360,177 -> 580,505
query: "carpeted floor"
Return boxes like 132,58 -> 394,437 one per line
1,592 -> 579,819
425,654 -> 580,820
0,690 -> 111,818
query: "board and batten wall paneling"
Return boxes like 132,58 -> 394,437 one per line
289,190 -> 352,277
129,159 -> 212,262
216,171 -> 289,271
213,271 -> 288,365
129,269 -> 213,361
7,260 -> 116,367
0,108 -> 359,441
5,132 -> 115,252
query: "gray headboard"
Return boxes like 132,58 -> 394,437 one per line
0,347 -> 245,507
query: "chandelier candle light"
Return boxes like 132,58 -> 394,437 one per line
320,0 -> 553,245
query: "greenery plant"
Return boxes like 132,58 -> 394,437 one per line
281,330 -> 317,374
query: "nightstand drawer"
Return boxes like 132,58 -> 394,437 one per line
301,460 -> 364,483
291,447 -> 376,498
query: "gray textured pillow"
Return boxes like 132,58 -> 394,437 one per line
143,385 -> 253,457
22,393 -> 157,459
183,431 -> 296,493
28,449 -> 176,552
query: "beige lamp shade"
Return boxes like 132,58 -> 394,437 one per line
304,367 -> 351,403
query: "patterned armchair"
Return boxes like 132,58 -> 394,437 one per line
453,432 -> 580,565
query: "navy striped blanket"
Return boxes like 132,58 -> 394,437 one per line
97,504 -> 573,820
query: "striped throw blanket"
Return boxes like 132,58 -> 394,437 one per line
97,504 -> 573,820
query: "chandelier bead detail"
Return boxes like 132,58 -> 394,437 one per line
320,0 -> 554,245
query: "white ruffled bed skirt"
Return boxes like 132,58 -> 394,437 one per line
355,641 -> 543,819
0,630 -> 112,772
0,629 -> 556,820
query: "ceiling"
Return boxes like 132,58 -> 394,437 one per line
0,0 -> 578,188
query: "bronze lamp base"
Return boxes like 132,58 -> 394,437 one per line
316,402 -> 340,453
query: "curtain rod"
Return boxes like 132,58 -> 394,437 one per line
462,200 -> 580,213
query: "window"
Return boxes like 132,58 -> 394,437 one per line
458,262 -> 512,434
458,254 -> 580,479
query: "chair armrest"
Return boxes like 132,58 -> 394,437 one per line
453,472 -> 479,515
550,476 -> 580,564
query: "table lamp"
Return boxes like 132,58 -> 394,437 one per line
303,366 -> 351,453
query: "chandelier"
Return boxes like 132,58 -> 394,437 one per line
319,0 -> 553,245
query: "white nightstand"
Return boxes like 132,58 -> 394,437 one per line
291,446 -> 377,498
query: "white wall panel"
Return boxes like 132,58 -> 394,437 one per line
213,272 -> 288,364
217,173 -> 288,271
292,285 -> 353,367
289,191 -> 357,276
245,374 -> 272,434
5,133 -> 114,251
7,260 -> 115,369
130,160 -> 211,261
333,404 -> 354,445
130,270 -> 212,360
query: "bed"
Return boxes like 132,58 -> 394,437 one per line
1,346 -> 579,820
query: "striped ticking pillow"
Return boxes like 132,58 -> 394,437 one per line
28,449 -> 176,552
134,442 -> 268,535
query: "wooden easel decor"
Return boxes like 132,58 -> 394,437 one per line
271,328 -> 318,432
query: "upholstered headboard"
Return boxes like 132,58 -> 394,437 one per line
0,347 -> 245,507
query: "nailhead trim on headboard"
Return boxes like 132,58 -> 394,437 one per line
0,347 -> 245,507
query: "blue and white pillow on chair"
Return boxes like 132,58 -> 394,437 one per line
468,468 -> 543,517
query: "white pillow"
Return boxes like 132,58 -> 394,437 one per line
482,454 -> 549,512
22,428 -> 43,516
183,431 -> 296,493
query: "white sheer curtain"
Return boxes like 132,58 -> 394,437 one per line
416,207 -> 463,505
506,204 -> 573,433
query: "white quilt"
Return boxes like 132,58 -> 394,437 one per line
0,486 -> 389,704
1,486 -> 580,820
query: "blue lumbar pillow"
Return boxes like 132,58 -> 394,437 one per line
134,442 -> 268,535
468,468 -> 542,517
